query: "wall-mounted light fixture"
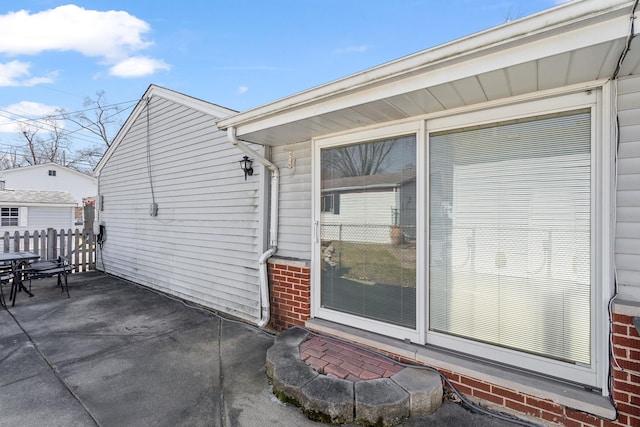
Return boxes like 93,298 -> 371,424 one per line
240,155 -> 253,180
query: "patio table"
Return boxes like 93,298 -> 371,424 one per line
0,251 -> 40,306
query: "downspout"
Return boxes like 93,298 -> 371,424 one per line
227,127 -> 279,328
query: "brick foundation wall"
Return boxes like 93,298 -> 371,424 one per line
267,261 -> 640,426
610,312 -> 640,427
439,312 -> 640,427
267,259 -> 311,331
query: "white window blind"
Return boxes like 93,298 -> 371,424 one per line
429,110 -> 591,365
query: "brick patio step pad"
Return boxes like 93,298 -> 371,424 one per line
266,327 -> 445,426
355,378 -> 410,426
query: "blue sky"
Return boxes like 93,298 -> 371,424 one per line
0,0 -> 566,155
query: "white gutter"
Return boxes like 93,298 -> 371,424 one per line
228,127 -> 279,328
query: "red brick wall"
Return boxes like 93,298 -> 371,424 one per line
268,262 -> 640,425
267,260 -> 311,331
439,313 -> 640,427
610,313 -> 640,427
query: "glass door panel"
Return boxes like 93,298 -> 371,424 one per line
429,111 -> 591,365
320,135 -> 417,328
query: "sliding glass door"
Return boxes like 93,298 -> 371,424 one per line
319,134 -> 417,329
429,110 -> 592,365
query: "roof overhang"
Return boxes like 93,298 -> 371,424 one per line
217,0 -> 639,146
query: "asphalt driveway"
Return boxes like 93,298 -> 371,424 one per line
0,271 -> 521,427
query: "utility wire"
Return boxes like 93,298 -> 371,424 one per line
1,99 -> 138,121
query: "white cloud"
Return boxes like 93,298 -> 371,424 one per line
0,5 -> 149,59
334,45 -> 369,54
0,5 -> 169,78
109,56 -> 171,77
237,86 -> 249,95
0,60 -> 55,87
0,101 -> 61,134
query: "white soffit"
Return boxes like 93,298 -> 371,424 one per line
217,0 -> 638,146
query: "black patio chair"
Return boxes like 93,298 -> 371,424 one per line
25,256 -> 72,299
0,265 -> 14,309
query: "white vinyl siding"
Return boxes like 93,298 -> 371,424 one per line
98,94 -> 264,323
271,142 -> 312,259
27,207 -> 73,230
0,206 -> 73,231
616,75 -> 640,299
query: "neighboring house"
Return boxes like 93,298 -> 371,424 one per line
1,163 -> 98,223
214,0 -> 640,425
1,163 -> 97,207
321,172 -> 416,244
94,85 -> 267,323
0,187 -> 76,235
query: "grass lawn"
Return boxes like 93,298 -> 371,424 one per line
329,241 -> 416,287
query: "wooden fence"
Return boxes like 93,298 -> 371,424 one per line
2,229 -> 96,272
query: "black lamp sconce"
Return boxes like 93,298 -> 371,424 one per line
240,155 -> 254,180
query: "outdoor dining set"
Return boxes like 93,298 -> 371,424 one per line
0,251 -> 72,308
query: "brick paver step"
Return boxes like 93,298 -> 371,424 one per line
300,336 -> 404,382
267,327 -> 443,426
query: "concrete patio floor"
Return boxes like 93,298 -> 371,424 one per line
0,271 -> 521,426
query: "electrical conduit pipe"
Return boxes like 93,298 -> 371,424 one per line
227,127 -> 279,328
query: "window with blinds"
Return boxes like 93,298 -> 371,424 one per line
429,110 -> 591,365
1,207 -> 19,227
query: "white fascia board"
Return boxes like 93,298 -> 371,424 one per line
148,86 -> 238,118
217,0 -> 634,136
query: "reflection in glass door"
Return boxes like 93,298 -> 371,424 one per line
320,135 -> 417,328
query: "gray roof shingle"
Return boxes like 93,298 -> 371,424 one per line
0,189 -> 76,205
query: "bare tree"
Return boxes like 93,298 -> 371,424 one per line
16,116 -> 71,166
0,144 -> 20,169
57,90 -> 125,170
2,90 -> 128,174
62,90 -> 123,149
322,138 -> 398,178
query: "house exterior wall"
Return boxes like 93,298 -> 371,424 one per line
2,164 -> 97,206
0,205 -> 74,235
97,94 -> 265,323
615,75 -> 640,300
271,142 -> 312,260
27,206 -> 74,231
